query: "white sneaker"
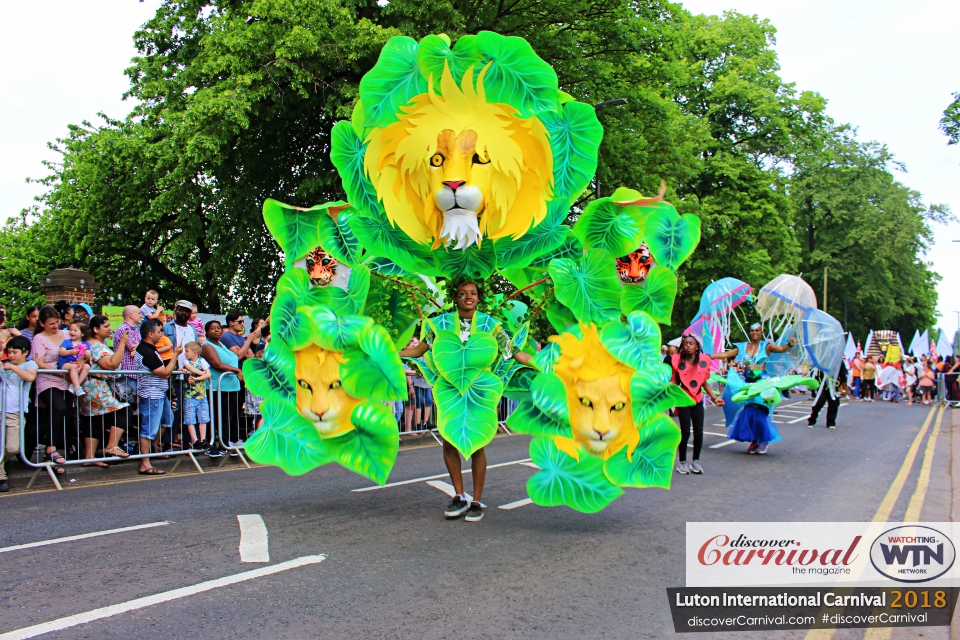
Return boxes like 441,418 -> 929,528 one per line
75,387 -> 86,397
67,385 -> 76,395
690,460 -> 703,474
676,461 -> 689,474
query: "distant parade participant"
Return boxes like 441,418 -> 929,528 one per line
807,360 -> 848,429
712,323 -> 796,454
671,334 -> 723,475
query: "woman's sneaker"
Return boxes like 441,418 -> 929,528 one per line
690,460 -> 703,474
464,502 -> 485,522
444,496 -> 470,519
756,444 -> 769,454
745,442 -> 759,454
676,461 -> 689,474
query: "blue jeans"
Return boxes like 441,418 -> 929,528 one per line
183,397 -> 210,425
139,397 -> 164,440
853,377 -> 861,397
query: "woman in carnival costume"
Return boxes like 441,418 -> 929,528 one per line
671,333 -> 724,475
712,322 -> 796,454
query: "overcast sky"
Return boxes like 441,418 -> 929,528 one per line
3,0 -> 959,338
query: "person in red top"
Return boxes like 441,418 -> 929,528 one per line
672,333 -> 724,475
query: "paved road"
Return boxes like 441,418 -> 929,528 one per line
0,398 -> 955,639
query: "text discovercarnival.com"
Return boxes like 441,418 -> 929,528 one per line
667,522 -> 960,632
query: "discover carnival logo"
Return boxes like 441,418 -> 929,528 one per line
697,533 -> 861,571
869,525 -> 956,583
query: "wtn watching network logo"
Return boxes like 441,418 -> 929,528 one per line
869,525 -> 956,583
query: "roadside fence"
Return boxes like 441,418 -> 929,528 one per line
938,372 -> 960,408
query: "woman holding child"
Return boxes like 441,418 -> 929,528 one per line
78,315 -> 133,467
31,306 -> 75,473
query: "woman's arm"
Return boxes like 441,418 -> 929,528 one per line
703,381 -> 724,405
766,337 -> 798,354
201,344 -> 242,375
33,339 -> 56,370
513,351 -> 533,365
399,342 -> 429,358
711,346 -> 739,361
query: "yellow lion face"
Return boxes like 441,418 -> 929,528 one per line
551,325 -> 638,460
294,344 -> 361,439
365,64 -> 554,249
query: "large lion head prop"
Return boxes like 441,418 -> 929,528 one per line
330,32 -> 603,279
365,65 -> 553,250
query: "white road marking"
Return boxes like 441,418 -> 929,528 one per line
425,480 -> 456,497
712,423 -> 727,427
703,431 -> 727,437
0,522 -> 169,555
352,458 -> 532,492
709,440 -> 738,449
0,555 -> 326,640
520,462 -> 540,469
788,415 -> 810,424
237,515 -> 269,563
499,498 -> 533,510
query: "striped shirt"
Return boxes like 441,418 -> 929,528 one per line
134,341 -> 168,399
112,321 -> 141,376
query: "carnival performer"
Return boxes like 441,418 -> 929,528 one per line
711,322 -> 796,454
399,278 -> 531,522
672,334 -> 724,475
807,360 -> 848,429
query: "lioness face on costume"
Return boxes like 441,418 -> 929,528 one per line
570,376 -> 630,455
364,64 -> 553,250
295,344 -> 360,438
552,324 -> 637,460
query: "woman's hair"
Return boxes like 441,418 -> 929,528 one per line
53,299 -> 72,320
205,319 -> 222,334
15,306 -> 39,331
38,305 -> 60,327
89,315 -> 109,332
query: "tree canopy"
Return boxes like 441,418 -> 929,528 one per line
2,0 -> 945,342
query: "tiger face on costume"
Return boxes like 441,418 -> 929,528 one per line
305,247 -> 338,286
616,243 -> 652,284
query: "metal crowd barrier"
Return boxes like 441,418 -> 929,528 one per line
10,369 -> 259,490
5,368 -> 512,491
938,372 -> 960,408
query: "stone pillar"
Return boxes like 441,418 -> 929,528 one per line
42,268 -> 100,307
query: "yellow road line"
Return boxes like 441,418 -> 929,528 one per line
803,404 -> 938,640
861,405 -> 946,640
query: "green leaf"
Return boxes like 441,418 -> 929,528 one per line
494,202 -> 569,270
530,341 -> 560,374
415,33 -> 483,90
433,238 -> 496,280
572,198 -> 645,259
472,31 -> 560,119
630,365 -> 695,424
599,311 -> 662,371
366,256 -> 409,276
619,266 -> 678,324
549,249 -> 622,325
276,268 -> 335,308
263,198 -> 349,266
306,305 -> 372,352
643,203 -> 701,272
270,291 -> 314,351
359,36 -> 427,129
528,231 -> 582,269
504,366 -> 536,401
530,372 -> 570,424
326,401 -> 399,485
330,121 -> 381,219
242,340 -> 296,404
526,437 -> 623,513
431,329 -> 499,394
317,208 -> 361,267
506,400 -> 571,438
434,371 -> 503,457
546,300 -> 577,334
335,263 -> 370,315
244,400 -> 333,476
509,321 -> 529,351
603,414 -> 681,489
540,101 -> 603,203
340,324 -> 407,402
349,211 -> 441,277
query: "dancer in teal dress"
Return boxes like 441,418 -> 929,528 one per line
712,323 -> 796,454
